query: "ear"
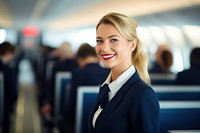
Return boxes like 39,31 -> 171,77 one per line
130,39 -> 137,52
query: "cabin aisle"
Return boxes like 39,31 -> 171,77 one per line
12,59 -> 42,133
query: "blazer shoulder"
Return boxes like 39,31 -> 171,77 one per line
131,81 -> 157,98
122,76 -> 158,107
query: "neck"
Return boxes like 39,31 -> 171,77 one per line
111,64 -> 132,81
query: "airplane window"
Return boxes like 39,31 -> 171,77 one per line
0,29 -> 6,43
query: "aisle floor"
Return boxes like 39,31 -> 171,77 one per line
12,59 -> 42,133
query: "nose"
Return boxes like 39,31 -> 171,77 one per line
101,41 -> 110,52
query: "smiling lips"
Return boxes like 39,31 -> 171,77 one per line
101,54 -> 115,60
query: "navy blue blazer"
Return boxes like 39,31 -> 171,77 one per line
0,59 -> 18,133
0,59 -> 17,107
88,71 -> 160,133
176,62 -> 200,85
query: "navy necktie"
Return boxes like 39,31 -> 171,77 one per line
99,84 -> 110,109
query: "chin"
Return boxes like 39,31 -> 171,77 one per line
102,63 -> 114,69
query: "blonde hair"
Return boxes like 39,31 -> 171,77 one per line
96,12 -> 150,84
58,42 -> 73,58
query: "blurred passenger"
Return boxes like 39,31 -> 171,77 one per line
149,44 -> 173,73
40,47 -> 59,112
176,47 -> 200,85
41,42 -> 78,131
50,41 -> 78,104
0,41 -> 17,133
36,45 -> 57,108
58,43 -> 110,133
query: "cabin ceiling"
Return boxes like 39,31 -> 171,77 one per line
0,0 -> 200,31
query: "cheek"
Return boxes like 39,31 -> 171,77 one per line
95,46 -> 99,54
114,45 -> 126,53
95,46 -> 102,58
116,45 -> 132,58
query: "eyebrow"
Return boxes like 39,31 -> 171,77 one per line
96,35 -> 119,39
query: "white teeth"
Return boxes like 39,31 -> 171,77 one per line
103,55 -> 114,58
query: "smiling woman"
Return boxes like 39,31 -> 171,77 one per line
95,23 -> 135,71
88,12 -> 159,133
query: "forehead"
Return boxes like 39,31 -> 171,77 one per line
96,24 -> 121,37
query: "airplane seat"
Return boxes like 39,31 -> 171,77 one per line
54,72 -> 72,124
150,73 -> 176,85
75,86 -> 99,133
153,86 -> 200,100
159,101 -> 200,133
0,72 -> 4,131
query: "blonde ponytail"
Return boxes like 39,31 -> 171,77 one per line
131,39 -> 150,84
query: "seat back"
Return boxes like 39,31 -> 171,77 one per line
54,72 -> 72,123
75,86 -> 99,133
159,101 -> 200,133
168,130 -> 200,133
150,73 -> 176,85
153,85 -> 200,100
0,72 -> 4,130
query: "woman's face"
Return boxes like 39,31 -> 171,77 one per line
95,23 -> 136,71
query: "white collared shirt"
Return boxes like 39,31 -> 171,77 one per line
92,65 -> 136,127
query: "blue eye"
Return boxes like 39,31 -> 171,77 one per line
110,39 -> 118,43
96,40 -> 103,44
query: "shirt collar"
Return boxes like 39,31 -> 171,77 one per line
102,65 -> 135,94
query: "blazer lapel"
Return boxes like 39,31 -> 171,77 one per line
94,71 -> 140,132
88,84 -> 103,133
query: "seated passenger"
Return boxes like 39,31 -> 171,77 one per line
50,42 -> 78,102
41,42 -> 78,131
149,44 -> 173,73
176,47 -> 200,85
0,41 -> 17,133
58,43 -> 110,133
